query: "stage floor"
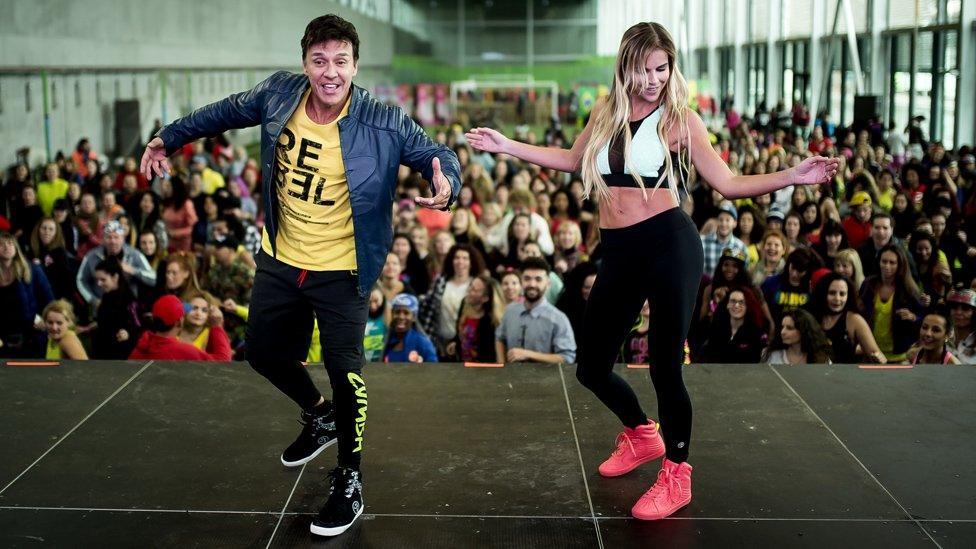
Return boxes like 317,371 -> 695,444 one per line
1,359 -> 973,548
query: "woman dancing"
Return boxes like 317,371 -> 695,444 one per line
467,22 -> 837,520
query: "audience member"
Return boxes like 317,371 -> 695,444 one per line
495,257 -> 575,364
763,308 -> 832,364
129,295 -> 222,360
177,290 -> 233,361
363,285 -> 390,362
858,212 -> 916,279
946,288 -> 975,363
418,243 -> 485,355
27,217 -> 77,301
76,221 -> 156,306
905,306 -> 960,364
859,244 -> 924,362
384,293 -> 438,363
0,231 -> 54,357
750,229 -> 789,286
499,269 -> 523,306
701,203 -> 749,275
619,300 -> 652,365
42,299 -> 88,360
761,247 -> 821,324
90,257 -> 142,359
446,274 -> 502,363
808,272 -> 886,364
702,288 -> 766,363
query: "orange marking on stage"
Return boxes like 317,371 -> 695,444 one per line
858,364 -> 913,369
6,361 -> 60,367
464,362 -> 504,368
626,364 -> 650,369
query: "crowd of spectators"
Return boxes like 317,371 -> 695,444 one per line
2,97 -> 975,365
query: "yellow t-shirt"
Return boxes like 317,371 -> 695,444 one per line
46,337 -> 62,360
191,327 -> 210,351
262,91 -> 356,271
201,168 -> 226,195
873,293 -> 906,363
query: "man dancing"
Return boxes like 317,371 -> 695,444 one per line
141,14 -> 460,536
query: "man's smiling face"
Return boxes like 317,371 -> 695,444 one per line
303,39 -> 358,110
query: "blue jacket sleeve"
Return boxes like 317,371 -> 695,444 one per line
32,265 -> 55,308
419,333 -> 440,363
157,71 -> 282,154
398,113 -> 461,210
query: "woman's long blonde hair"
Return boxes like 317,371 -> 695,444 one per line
0,232 -> 33,284
581,22 -> 691,204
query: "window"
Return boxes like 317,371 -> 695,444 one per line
718,46 -> 736,102
886,27 -> 959,147
780,39 -> 810,107
823,36 -> 870,126
746,43 -> 767,112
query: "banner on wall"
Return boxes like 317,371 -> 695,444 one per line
416,84 -> 435,126
434,84 -> 450,124
688,79 -> 716,115
373,85 -> 396,106
395,84 -> 414,116
576,86 -> 597,122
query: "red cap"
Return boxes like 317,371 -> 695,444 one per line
152,295 -> 184,326
810,268 -> 833,292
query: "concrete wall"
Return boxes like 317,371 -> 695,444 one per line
0,0 -> 394,165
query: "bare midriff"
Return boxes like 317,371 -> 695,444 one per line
600,185 -> 679,229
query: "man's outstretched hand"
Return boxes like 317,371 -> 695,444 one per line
415,156 -> 452,210
140,137 -> 172,181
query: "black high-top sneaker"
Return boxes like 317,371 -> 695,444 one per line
310,467 -> 364,537
280,405 -> 337,467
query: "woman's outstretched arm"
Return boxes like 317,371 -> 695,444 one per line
466,99 -> 604,173
686,110 -> 838,199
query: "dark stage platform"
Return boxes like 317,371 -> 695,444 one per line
1,359 -> 973,548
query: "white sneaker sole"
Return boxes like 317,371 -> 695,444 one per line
280,437 -> 337,468
309,501 -> 364,537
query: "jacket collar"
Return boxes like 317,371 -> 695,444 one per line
347,84 -> 366,120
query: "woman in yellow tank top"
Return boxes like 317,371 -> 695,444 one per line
860,244 -> 923,362
42,299 -> 88,360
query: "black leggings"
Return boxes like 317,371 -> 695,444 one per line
245,252 -> 369,469
576,208 -> 703,463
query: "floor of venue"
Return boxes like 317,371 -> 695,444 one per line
1,359 -> 973,548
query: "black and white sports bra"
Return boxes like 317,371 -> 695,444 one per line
598,106 -> 679,188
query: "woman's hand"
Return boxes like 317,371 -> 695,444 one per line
208,307 -> 224,327
868,350 -> 887,364
465,128 -> 509,154
895,308 -> 917,322
791,156 -> 840,185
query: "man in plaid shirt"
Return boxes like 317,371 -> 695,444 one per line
700,202 -> 749,275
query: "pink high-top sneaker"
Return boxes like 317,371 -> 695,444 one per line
631,458 -> 692,520
598,421 -> 666,477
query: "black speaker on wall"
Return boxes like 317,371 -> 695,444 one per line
114,99 -> 141,157
853,95 -> 881,123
